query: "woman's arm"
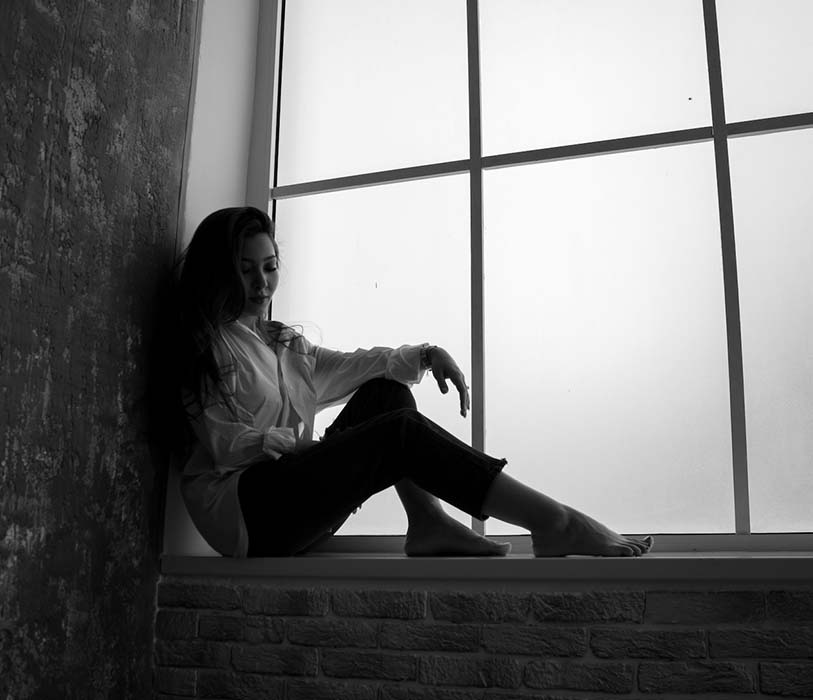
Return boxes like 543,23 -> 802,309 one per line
307,340 -> 471,417
310,343 -> 426,410
187,397 -> 297,470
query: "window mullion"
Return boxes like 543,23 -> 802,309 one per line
703,0 -> 750,534
270,160 -> 470,200
270,0 -> 286,221
247,0 -> 281,211
482,127 -> 713,170
728,112 -> 813,138
467,0 -> 486,535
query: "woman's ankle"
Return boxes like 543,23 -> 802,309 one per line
530,502 -> 570,538
482,472 -> 572,535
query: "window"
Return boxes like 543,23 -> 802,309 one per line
261,0 -> 813,541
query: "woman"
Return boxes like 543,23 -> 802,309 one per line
176,206 -> 653,558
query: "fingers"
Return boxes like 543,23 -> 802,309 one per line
435,374 -> 450,395
448,371 -> 470,417
430,349 -> 471,417
436,368 -> 469,417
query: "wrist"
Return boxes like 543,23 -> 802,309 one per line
420,343 -> 437,370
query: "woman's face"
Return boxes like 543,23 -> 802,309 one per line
238,233 -> 279,323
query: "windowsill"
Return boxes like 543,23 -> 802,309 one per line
161,548 -> 813,585
163,448 -> 813,586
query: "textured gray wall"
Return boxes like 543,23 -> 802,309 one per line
0,1 -> 198,696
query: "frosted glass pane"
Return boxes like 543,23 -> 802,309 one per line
480,0 -> 711,156
730,129 -> 813,532
277,0 -> 468,184
483,143 -> 733,535
273,176 -> 471,534
718,0 -> 813,122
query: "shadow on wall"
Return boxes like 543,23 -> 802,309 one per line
143,263 -> 197,552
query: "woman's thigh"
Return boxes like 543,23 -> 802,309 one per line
238,408 -> 412,555
238,405 -> 506,556
324,377 -> 416,437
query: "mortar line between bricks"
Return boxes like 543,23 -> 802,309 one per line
582,625 -> 596,660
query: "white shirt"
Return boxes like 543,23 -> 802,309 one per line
181,320 -> 427,556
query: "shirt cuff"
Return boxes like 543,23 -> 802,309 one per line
262,427 -> 296,459
385,344 -> 427,386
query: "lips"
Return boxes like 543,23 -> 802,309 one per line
249,296 -> 269,304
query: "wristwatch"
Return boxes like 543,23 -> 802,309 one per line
420,343 -> 437,370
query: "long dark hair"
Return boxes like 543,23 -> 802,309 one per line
175,206 -> 298,417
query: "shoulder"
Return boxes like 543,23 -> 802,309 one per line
262,320 -> 313,354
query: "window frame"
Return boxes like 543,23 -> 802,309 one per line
249,0 -> 813,551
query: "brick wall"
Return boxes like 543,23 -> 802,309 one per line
155,578 -> 813,699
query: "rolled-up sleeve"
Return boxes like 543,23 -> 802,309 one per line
310,343 -> 426,410
188,398 -> 297,471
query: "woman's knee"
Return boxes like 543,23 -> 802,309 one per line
356,378 -> 416,411
385,406 -> 428,432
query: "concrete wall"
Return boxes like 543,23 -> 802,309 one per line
0,1 -> 198,696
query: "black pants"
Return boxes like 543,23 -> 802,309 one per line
238,378 -> 506,556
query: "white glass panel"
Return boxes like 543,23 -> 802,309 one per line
730,129 -> 813,533
273,175 -> 471,534
480,0 -> 711,156
277,0 -> 468,184
718,0 -> 813,122
484,142 -> 733,535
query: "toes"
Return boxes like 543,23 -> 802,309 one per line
629,540 -> 646,555
479,537 -> 511,557
630,536 -> 653,554
623,535 -> 653,555
617,538 -> 641,556
490,541 -> 512,556
614,544 -> 635,557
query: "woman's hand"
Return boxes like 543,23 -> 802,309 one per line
293,438 -> 319,453
293,422 -> 319,453
427,346 -> 471,417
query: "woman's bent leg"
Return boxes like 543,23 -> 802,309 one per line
240,385 -> 652,558
324,379 -> 449,521
325,380 -> 510,556
324,377 -> 417,434
239,405 -> 507,556
326,406 -> 652,557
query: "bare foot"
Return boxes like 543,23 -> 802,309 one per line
532,506 -> 654,557
405,513 -> 512,557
